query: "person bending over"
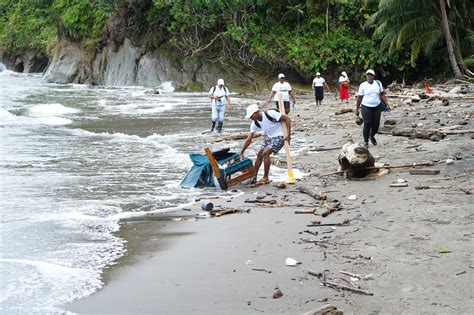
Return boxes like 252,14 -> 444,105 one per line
240,104 -> 291,185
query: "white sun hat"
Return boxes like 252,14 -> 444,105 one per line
316,72 -> 321,76
217,79 -> 225,85
278,73 -> 285,79
366,69 -> 375,75
245,104 -> 259,119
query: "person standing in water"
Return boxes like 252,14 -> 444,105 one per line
267,73 -> 296,114
339,71 -> 350,103
312,72 -> 330,105
355,69 -> 391,148
208,79 -> 230,133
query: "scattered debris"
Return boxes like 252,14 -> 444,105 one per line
285,257 -> 301,266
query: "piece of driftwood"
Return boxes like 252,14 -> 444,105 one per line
321,161 -> 435,177
307,269 -> 323,278
244,199 -> 277,204
335,107 -> 353,115
321,281 -> 373,295
415,185 -> 450,190
210,208 -> 250,217
295,209 -> 318,215
390,128 -> 446,141
307,223 -> 350,227
303,304 -> 343,315
298,184 -> 327,200
418,173 -> 471,182
409,169 -> 440,175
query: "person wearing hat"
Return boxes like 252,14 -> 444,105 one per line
312,72 -> 330,105
208,78 -> 231,133
240,104 -> 292,185
355,69 -> 391,148
338,71 -> 350,103
267,73 -> 296,114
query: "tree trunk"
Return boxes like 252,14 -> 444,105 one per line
326,0 -> 329,35
439,0 -> 463,78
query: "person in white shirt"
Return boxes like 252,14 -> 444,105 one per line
355,69 -> 391,148
208,78 -> 230,133
312,72 -> 330,105
339,71 -> 350,103
266,73 -> 296,114
240,104 -> 291,185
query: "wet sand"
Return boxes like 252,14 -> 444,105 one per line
67,90 -> 473,314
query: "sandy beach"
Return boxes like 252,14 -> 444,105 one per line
67,88 -> 473,314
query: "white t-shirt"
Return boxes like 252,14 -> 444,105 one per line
250,110 -> 283,138
313,77 -> 325,87
339,75 -> 348,83
209,85 -> 229,105
271,82 -> 292,101
358,81 -> 383,107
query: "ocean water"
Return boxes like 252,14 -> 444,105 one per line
0,71 -> 256,313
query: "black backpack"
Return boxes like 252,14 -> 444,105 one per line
254,109 -> 279,128
212,85 -> 229,95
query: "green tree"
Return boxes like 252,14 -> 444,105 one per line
367,0 -> 472,78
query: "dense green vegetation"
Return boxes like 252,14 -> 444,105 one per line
0,0 -> 472,80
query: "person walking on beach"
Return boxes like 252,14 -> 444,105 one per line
355,69 -> 391,148
312,72 -> 330,105
208,79 -> 230,133
267,73 -> 296,114
339,71 -> 350,103
240,104 -> 291,185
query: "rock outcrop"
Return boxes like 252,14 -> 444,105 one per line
43,38 -> 265,91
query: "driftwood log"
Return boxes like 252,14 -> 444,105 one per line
298,184 -> 327,200
211,132 -> 262,143
338,142 -> 375,178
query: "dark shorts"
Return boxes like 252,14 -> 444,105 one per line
274,101 -> 290,111
262,136 -> 284,154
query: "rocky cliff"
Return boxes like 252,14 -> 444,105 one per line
43,38 -> 266,92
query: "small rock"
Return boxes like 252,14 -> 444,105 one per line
276,181 -> 287,189
442,99 -> 450,106
272,287 -> 283,299
348,194 -> 357,200
446,159 -> 454,165
384,119 -> 397,126
456,119 -> 468,125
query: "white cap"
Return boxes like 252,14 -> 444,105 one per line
316,72 -> 321,76
245,104 -> 259,119
278,73 -> 285,79
217,79 -> 225,85
366,69 -> 375,75
342,71 -> 347,76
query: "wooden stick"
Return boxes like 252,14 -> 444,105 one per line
320,161 -> 435,176
278,93 -> 296,184
298,184 -> 327,200
321,281 -> 373,295
418,173 -> 471,182
340,270 -> 362,279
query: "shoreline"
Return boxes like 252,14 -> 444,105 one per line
67,90 -> 473,314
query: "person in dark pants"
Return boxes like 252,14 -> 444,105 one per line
312,72 -> 330,105
355,69 -> 391,148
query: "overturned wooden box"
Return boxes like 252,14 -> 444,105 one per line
204,147 -> 255,190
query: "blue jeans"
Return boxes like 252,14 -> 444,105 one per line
212,103 -> 226,123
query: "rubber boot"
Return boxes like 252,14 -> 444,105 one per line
211,121 -> 216,132
217,122 -> 223,133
